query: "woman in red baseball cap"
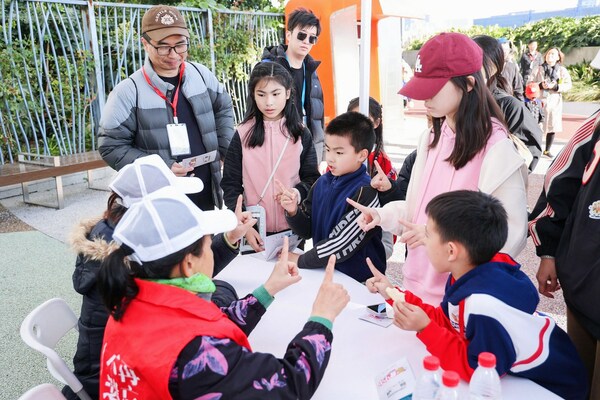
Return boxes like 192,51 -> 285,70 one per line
348,32 -> 528,305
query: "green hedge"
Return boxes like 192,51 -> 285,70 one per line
406,16 -> 600,53
406,16 -> 600,101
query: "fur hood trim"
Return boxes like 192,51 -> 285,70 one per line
69,217 -> 119,261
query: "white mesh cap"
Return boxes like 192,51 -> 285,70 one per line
113,186 -> 237,263
109,154 -> 204,207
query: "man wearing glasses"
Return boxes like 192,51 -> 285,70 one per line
99,5 -> 234,211
262,8 -> 325,163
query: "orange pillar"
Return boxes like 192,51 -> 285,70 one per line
285,0 -> 382,124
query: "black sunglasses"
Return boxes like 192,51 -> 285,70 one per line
297,31 -> 318,45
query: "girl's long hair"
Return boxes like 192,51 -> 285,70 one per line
430,71 -> 506,169
242,62 -> 304,148
104,192 -> 127,226
98,236 -> 206,320
347,96 -> 384,177
472,35 -> 512,95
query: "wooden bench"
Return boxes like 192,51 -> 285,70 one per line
0,151 -> 108,209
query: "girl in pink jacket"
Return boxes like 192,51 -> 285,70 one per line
221,62 -> 320,252
349,33 -> 528,304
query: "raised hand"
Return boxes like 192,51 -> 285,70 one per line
226,194 -> 257,244
398,218 -> 426,249
263,237 -> 302,296
536,257 -> 561,298
365,257 -> 392,296
392,301 -> 430,332
275,179 -> 299,216
244,227 -> 264,252
310,255 -> 350,323
346,198 -> 381,231
370,160 -> 392,192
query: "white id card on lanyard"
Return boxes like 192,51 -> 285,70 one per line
166,122 -> 191,156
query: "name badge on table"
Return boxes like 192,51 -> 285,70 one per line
167,123 -> 191,156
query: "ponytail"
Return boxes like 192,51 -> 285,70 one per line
98,246 -> 139,321
97,237 -> 207,320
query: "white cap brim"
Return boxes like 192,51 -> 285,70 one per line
197,209 -> 238,236
173,176 -> 204,194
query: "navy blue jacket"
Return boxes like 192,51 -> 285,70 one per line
286,165 -> 386,282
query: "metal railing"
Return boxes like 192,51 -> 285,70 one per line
0,0 -> 284,165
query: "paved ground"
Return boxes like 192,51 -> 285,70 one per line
0,101 -> 596,399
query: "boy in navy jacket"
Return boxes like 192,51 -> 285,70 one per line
366,190 -> 588,399
277,112 -> 387,282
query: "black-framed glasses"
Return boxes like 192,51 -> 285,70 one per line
297,31 -> 318,45
143,34 -> 189,56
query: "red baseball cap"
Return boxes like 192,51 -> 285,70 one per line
399,32 -> 483,100
525,82 -> 541,99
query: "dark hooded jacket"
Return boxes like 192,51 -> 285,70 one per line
261,45 -> 324,157
62,218 -> 241,399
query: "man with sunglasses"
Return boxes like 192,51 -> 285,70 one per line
99,5 -> 234,211
262,8 -> 325,163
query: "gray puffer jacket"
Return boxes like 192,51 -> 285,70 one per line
261,45 -> 324,159
98,59 -> 234,207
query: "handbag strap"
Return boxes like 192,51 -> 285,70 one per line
257,136 -> 290,203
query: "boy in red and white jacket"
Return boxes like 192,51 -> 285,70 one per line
366,190 -> 588,400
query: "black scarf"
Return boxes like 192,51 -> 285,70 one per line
542,62 -> 561,83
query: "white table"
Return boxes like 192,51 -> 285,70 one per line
216,254 -> 561,399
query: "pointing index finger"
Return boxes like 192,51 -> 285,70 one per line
346,197 -> 368,213
398,218 -> 415,229
234,194 -> 244,217
374,159 -> 385,176
366,257 -> 385,279
280,236 -> 289,263
323,255 -> 336,283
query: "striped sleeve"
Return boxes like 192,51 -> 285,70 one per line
528,111 -> 600,256
298,186 -> 381,269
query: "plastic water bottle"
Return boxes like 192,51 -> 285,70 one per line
413,355 -> 442,400
436,371 -> 461,400
469,352 -> 502,399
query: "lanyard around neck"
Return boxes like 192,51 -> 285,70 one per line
142,62 -> 185,123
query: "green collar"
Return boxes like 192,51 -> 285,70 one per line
149,273 -> 216,294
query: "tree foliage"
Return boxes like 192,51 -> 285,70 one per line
406,16 -> 600,53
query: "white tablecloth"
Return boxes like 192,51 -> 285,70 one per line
215,254 -> 561,399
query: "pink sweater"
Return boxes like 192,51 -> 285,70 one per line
403,119 -> 508,304
238,118 -> 302,233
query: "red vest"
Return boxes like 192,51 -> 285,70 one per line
100,279 -> 251,399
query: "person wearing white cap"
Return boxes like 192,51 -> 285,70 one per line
528,55 -> 600,397
63,154 -> 254,400
98,187 -> 349,399
98,4 -> 234,212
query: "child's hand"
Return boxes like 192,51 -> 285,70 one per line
263,237 -> 302,296
275,179 -> 299,216
346,198 -> 381,231
226,195 -> 257,244
370,160 -> 392,192
392,301 -> 430,332
536,257 -> 561,298
365,257 -> 392,296
310,255 -> 350,323
398,218 -> 426,249
245,227 -> 264,252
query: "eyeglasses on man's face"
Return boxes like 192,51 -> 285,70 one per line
144,35 -> 189,56
296,31 -> 318,45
